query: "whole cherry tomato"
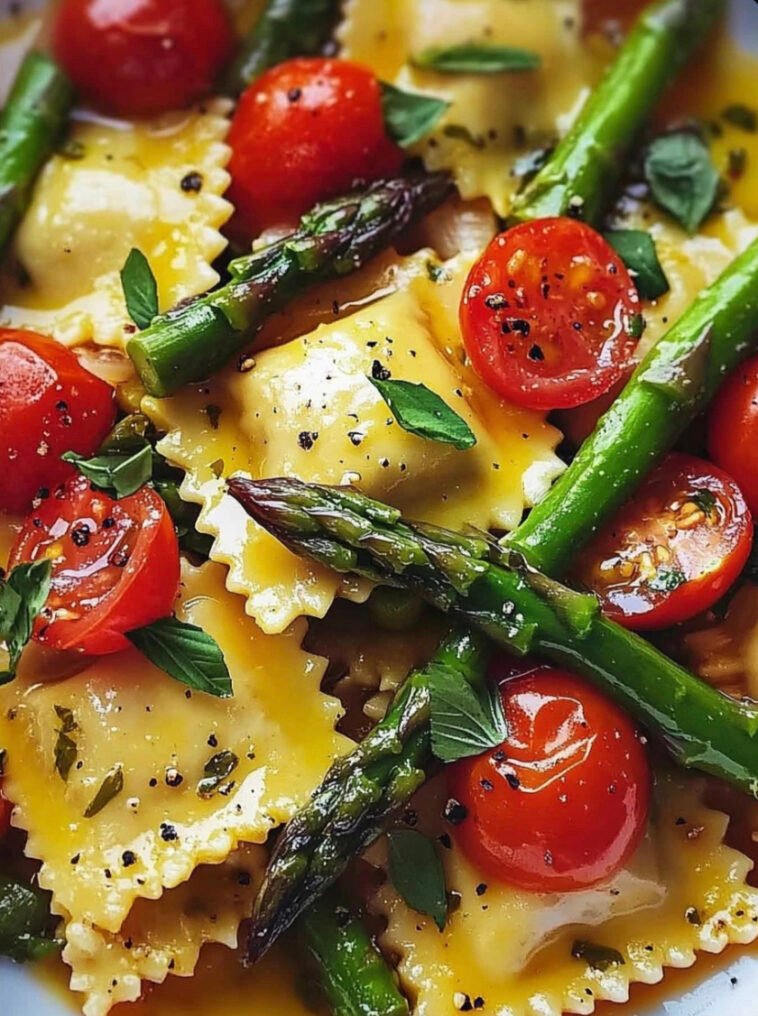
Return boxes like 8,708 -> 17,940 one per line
10,476 -> 180,655
0,329 -> 116,515
460,218 -> 641,411
448,663 -> 651,892
708,353 -> 758,517
227,58 -> 404,239
574,453 -> 753,630
52,0 -> 234,117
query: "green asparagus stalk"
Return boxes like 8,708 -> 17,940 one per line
223,0 -> 342,97
296,889 -> 410,1016
229,476 -> 758,800
249,628 -> 485,961
0,52 -> 74,257
510,0 -> 724,225
509,236 -> 758,575
127,173 -> 453,397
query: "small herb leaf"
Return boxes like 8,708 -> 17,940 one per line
380,82 -> 449,147
83,764 -> 124,818
692,490 -> 717,515
0,560 -> 52,682
604,230 -> 670,301
127,617 -> 233,698
53,705 -> 78,782
643,133 -> 720,233
62,444 -> 153,499
413,42 -> 540,74
369,378 -> 477,450
648,568 -> 687,593
428,662 -> 507,763
722,104 -> 756,133
571,940 -> 626,972
120,248 -> 159,330
197,750 -> 239,798
387,829 -> 448,931
0,875 -> 60,963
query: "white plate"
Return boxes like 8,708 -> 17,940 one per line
1,1 -> 757,1013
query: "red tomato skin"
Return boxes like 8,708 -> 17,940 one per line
575,453 -> 753,631
448,668 -> 651,893
227,58 -> 404,239
0,330 -> 116,515
708,354 -> 758,517
10,476 -> 180,655
460,218 -> 640,411
52,0 -> 234,117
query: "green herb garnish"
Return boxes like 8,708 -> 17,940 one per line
722,103 -> 756,133
571,940 -> 626,972
127,617 -> 233,698
197,750 -> 239,798
648,569 -> 687,593
63,444 -> 153,499
644,133 -> 720,233
428,661 -> 506,763
387,829 -> 448,931
120,248 -> 159,330
379,82 -> 449,147
53,705 -> 78,782
84,764 -> 124,818
369,378 -> 476,450
605,230 -> 670,301
0,560 -> 52,683
413,42 -> 540,74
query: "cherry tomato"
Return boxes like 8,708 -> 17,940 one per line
0,329 -> 116,515
227,58 -> 404,239
9,476 -> 180,655
708,353 -> 758,517
52,0 -> 234,118
448,664 -> 650,892
460,218 -> 641,411
574,453 -> 753,630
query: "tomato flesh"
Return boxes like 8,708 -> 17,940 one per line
460,218 -> 640,411
708,353 -> 758,518
574,453 -> 753,630
227,58 -> 404,239
448,663 -> 650,892
53,0 -> 234,117
0,329 -> 116,515
10,476 -> 180,655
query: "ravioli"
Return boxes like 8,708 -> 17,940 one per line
0,100 -> 232,349
0,561 -> 349,1003
369,772 -> 758,1016
340,0 -> 598,216
144,253 -> 565,634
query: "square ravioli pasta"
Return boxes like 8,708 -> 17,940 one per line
144,252 -> 565,634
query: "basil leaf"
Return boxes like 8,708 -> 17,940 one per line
643,133 -> 720,233
413,43 -> 540,74
380,82 -> 449,147
197,750 -> 239,798
0,875 -> 60,963
120,247 -> 158,329
62,444 -> 153,499
53,705 -> 78,782
722,104 -> 756,133
604,230 -> 670,301
571,940 -> 626,972
0,560 -> 52,683
83,764 -> 124,818
387,829 -> 447,931
648,568 -> 686,593
427,661 -> 506,763
369,378 -> 476,450
127,616 -> 233,698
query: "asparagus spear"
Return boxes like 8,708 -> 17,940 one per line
229,476 -> 758,799
250,628 -> 485,961
510,0 -> 724,225
297,889 -> 410,1016
510,236 -> 758,575
0,52 -> 74,257
223,0 -> 342,97
127,173 -> 453,397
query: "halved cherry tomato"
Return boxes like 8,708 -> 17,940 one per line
448,662 -> 650,892
0,329 -> 116,514
708,353 -> 758,517
227,58 -> 404,239
574,453 -> 753,630
460,218 -> 641,411
9,476 -> 180,655
52,0 -> 234,118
